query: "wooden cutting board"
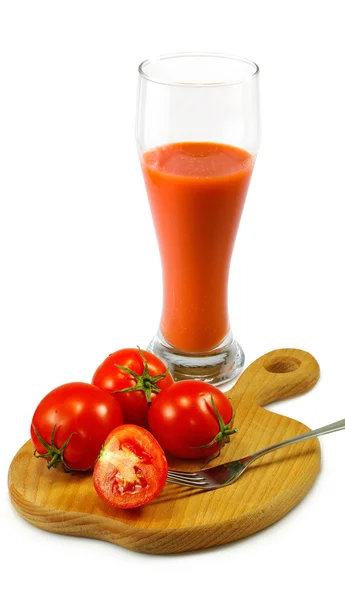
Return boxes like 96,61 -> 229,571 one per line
8,348 -> 321,554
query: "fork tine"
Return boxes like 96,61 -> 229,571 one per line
167,473 -> 210,487
167,475 -> 210,488
168,469 -> 199,476
168,469 -> 204,478
168,475 -> 205,484
167,471 -> 206,482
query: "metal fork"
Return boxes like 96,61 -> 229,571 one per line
167,418 -> 345,490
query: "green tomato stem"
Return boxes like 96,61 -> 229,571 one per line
32,423 -> 90,473
112,346 -> 170,405
192,395 -> 238,453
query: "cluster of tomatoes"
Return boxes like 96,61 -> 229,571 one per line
31,347 -> 237,509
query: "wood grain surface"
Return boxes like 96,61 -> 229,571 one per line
8,348 -> 321,554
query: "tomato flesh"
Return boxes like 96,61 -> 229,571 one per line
93,425 -> 168,509
101,445 -> 149,494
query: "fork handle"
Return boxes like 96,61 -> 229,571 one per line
246,418 -> 345,464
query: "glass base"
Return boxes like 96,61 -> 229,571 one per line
147,330 -> 245,386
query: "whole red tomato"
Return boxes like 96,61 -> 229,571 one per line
91,347 -> 173,428
31,382 -> 123,471
93,424 -> 168,509
148,380 -> 237,459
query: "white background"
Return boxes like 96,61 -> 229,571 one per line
1,1 -> 344,598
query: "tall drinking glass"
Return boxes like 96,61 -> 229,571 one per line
136,53 -> 260,384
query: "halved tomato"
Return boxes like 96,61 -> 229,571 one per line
93,424 -> 168,509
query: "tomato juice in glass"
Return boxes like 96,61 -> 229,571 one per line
142,141 -> 253,353
136,54 -> 260,384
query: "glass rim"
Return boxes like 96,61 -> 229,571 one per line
138,52 -> 259,88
